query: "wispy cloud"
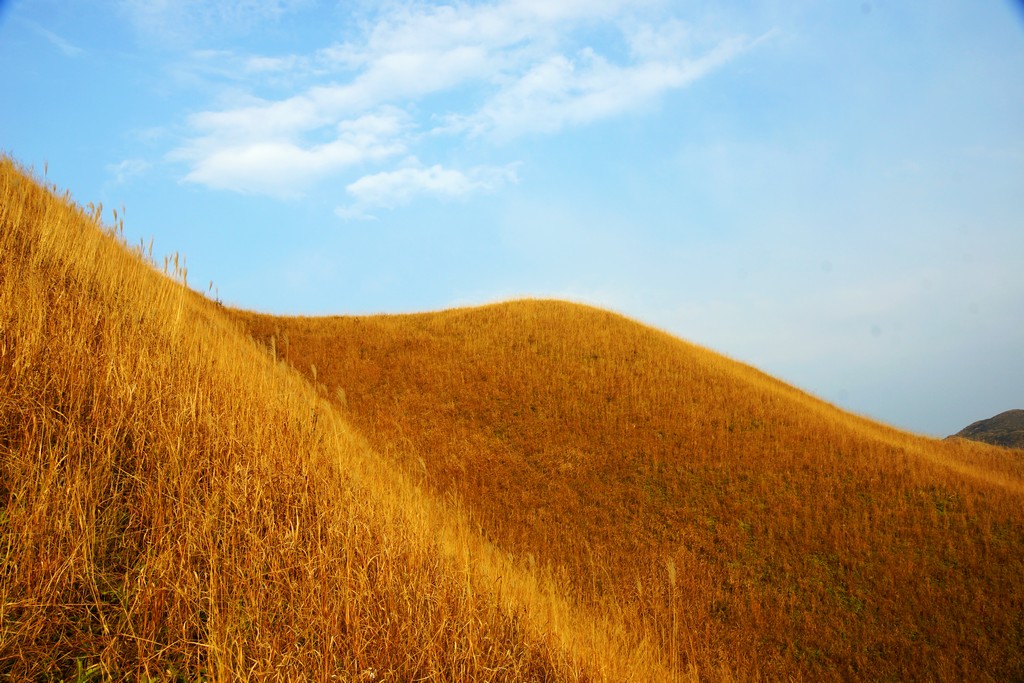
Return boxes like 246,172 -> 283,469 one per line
107,158 -> 151,185
118,0 -> 312,46
445,36 -> 752,138
165,0 -> 759,204
22,18 -> 84,57
338,159 -> 519,219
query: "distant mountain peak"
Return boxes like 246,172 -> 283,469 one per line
953,409 -> 1024,450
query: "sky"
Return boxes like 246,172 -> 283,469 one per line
1,0 -> 1022,437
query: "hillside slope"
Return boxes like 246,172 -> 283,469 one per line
235,303 -> 1024,681
954,409 -> 1024,450
0,158 -> 675,680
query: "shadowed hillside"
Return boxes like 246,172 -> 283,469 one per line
954,409 -> 1024,450
234,303 -> 1024,681
0,157 -> 674,680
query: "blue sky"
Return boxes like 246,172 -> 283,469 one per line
2,0 -> 1022,437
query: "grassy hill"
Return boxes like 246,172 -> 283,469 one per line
0,157 -> 666,680
3,155 -> 1023,681
233,303 -> 1024,681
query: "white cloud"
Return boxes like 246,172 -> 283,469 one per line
167,0 -> 755,199
338,160 -> 519,218
173,109 -> 409,197
187,94 -> 324,142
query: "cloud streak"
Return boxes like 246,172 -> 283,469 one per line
446,36 -> 752,138
107,158 -> 151,185
119,0 -> 312,46
21,18 -> 84,57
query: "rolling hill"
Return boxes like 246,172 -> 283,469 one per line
954,409 -> 1024,450
232,302 -> 1024,681
3,154 -> 1023,680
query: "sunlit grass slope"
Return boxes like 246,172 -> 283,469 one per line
0,158 -> 681,680
235,301 -> 1024,681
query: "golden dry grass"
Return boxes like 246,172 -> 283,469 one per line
0,157 -> 674,680
233,301 -> 1024,681
3,154 -> 1023,681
